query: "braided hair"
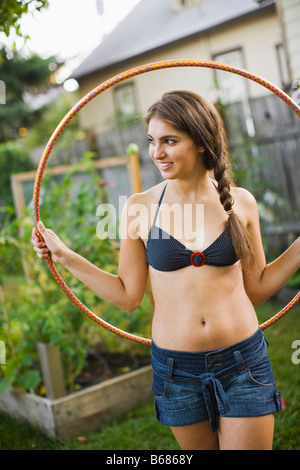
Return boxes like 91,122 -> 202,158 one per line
145,90 -> 255,271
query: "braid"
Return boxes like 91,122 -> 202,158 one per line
214,159 -> 255,271
201,101 -> 255,271
214,158 -> 234,212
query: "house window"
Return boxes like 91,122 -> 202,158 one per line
114,83 -> 137,117
276,44 -> 290,87
213,49 -> 249,104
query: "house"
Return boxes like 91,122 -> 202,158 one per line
276,0 -> 300,85
71,0 -> 291,140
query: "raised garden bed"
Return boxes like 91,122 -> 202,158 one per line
0,345 -> 152,438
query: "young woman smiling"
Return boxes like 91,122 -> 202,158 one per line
32,90 -> 300,450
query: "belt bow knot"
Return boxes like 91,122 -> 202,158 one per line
199,372 -> 231,433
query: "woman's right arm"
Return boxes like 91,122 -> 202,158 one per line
31,195 -> 149,312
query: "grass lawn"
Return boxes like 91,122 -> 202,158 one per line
259,301 -> 300,450
0,300 -> 299,450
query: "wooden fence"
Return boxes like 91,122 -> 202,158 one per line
223,93 -> 300,254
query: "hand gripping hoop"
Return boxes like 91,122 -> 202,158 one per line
32,59 -> 300,346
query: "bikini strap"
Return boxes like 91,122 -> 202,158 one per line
153,184 -> 167,225
210,177 -> 219,191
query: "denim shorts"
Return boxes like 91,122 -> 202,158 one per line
151,329 -> 282,433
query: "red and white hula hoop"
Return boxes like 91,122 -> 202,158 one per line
33,59 -> 300,345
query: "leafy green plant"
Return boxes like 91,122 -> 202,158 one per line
0,46 -> 61,142
0,154 -> 152,395
0,1 -> 49,39
288,269 -> 300,288
0,140 -> 35,213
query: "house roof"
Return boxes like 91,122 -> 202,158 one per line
71,0 -> 275,80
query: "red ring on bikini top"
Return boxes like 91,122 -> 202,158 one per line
190,251 -> 206,267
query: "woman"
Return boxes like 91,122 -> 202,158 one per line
32,90 -> 300,450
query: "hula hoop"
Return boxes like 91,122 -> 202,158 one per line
33,59 -> 300,346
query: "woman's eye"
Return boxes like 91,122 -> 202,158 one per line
147,137 -> 176,145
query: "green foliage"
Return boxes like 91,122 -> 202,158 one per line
0,140 -> 35,211
0,46 -> 62,142
0,91 -> 80,225
0,209 -> 24,276
24,92 -> 80,150
288,269 -> 300,288
258,302 -> 300,450
0,0 -> 49,38
0,154 -> 152,395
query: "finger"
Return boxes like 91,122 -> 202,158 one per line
37,221 -> 46,233
38,222 -> 57,239
31,231 -> 46,246
37,252 -> 49,259
36,221 -> 48,242
32,240 -> 47,248
32,227 -> 40,242
33,228 -> 43,243
34,245 -> 50,254
36,250 -> 50,260
38,221 -> 47,233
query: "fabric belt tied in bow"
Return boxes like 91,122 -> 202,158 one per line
200,372 -> 231,433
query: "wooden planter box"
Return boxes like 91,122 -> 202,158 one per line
0,365 -> 153,438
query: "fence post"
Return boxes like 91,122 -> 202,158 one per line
38,343 -> 66,399
128,153 -> 142,194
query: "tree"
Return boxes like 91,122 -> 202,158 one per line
0,0 -> 49,39
0,47 -> 61,141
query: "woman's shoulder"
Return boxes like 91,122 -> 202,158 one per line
122,182 -> 166,240
126,181 -> 166,207
211,177 -> 257,209
231,185 -> 257,208
230,185 -> 258,227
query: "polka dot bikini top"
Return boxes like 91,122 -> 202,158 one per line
146,184 -> 239,271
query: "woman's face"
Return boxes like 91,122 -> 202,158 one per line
147,118 -> 205,180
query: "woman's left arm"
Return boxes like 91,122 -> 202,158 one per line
239,189 -> 300,305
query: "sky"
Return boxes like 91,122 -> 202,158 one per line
4,0 -> 141,83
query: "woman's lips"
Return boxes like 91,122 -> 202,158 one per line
157,162 -> 174,170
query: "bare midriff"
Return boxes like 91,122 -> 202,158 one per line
149,260 -> 259,352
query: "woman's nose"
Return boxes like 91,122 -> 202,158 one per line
153,144 -> 165,159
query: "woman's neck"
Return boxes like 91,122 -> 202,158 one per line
167,172 -> 214,203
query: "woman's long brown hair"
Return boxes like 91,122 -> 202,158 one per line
145,90 -> 255,271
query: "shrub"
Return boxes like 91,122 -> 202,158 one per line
0,154 -> 152,394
